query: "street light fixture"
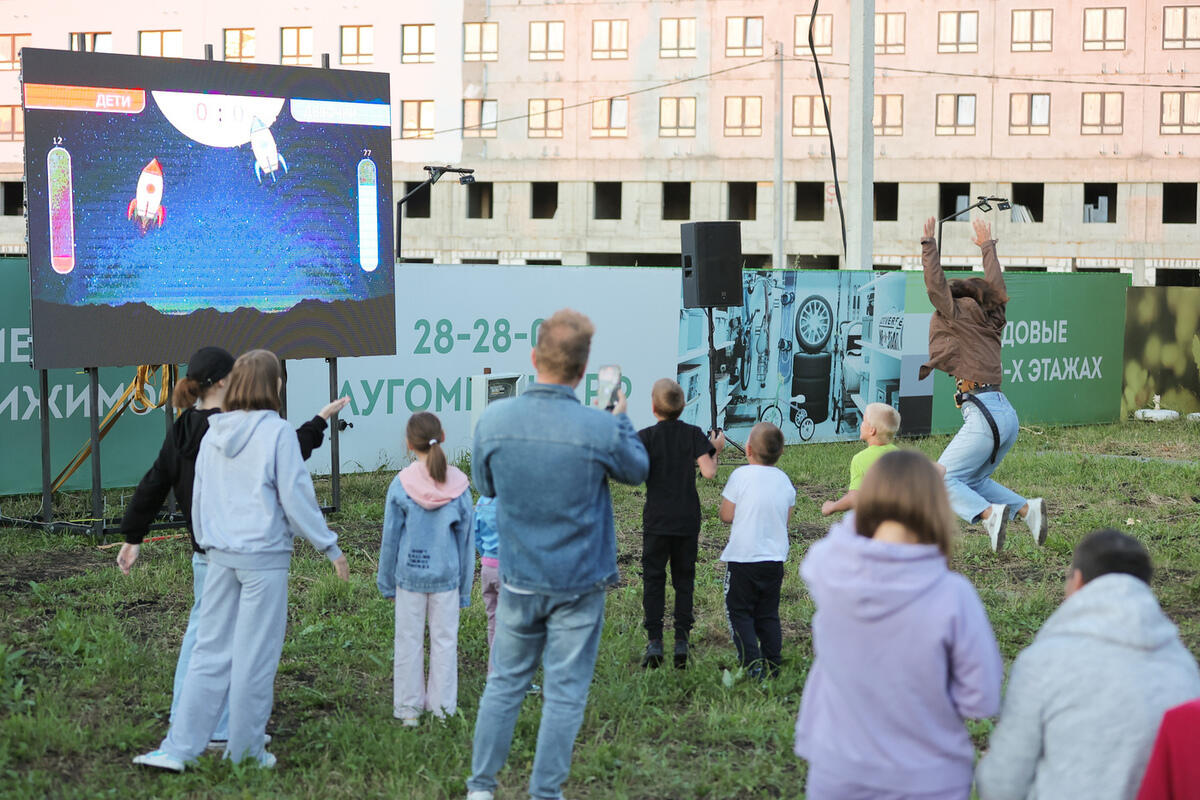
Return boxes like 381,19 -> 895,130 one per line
396,165 -> 476,259
937,195 -> 1011,252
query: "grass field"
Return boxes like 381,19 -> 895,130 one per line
1,421 -> 1198,799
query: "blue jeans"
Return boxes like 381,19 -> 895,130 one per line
171,552 -> 230,741
938,391 -> 1026,523
468,586 -> 607,800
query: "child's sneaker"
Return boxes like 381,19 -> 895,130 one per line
641,639 -> 664,669
983,504 -> 1008,552
257,751 -> 277,769
132,749 -> 185,773
673,639 -> 689,670
466,792 -> 494,800
1024,498 -> 1048,545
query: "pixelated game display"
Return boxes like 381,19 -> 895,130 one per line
22,48 -> 396,369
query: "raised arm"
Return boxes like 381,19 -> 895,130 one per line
973,219 -> 1010,306
921,217 -> 956,318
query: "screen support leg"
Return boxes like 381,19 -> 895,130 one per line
88,367 -> 103,537
280,359 -> 288,420
328,357 -> 340,513
39,369 -> 52,523
165,366 -> 176,517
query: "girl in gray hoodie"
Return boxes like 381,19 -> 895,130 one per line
133,350 -> 348,773
795,450 -> 1003,800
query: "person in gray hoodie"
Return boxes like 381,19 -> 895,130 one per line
794,450 -> 1003,800
976,528 -> 1200,800
133,350 -> 349,773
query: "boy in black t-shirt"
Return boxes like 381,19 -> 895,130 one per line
637,378 -> 725,668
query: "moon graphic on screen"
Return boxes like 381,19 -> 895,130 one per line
151,91 -> 286,148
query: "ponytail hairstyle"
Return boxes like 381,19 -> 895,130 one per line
406,411 -> 447,484
173,346 -> 235,410
223,349 -> 282,413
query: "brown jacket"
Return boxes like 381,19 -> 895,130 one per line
919,238 -> 1008,384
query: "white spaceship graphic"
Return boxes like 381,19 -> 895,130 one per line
127,158 -> 165,232
250,117 -> 288,183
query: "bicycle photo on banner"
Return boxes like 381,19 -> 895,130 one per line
676,269 -> 878,446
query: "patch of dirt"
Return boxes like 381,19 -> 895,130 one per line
0,547 -> 109,594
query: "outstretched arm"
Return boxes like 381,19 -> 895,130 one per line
921,217 -> 955,318
973,219 -> 1009,306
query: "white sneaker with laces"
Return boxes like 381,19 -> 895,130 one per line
132,749 -> 185,773
983,504 -> 1008,552
466,791 -> 494,800
258,751 -> 277,769
1024,498 -> 1048,545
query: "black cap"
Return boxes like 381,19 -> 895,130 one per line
186,347 -> 235,387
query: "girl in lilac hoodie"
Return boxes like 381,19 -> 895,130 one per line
377,412 -> 474,725
794,450 -> 1002,800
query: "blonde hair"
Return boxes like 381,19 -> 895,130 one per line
865,402 -> 901,442
748,422 -> 784,466
534,309 -> 594,382
855,450 -> 957,557
407,412 -> 447,483
651,378 -> 686,419
223,350 -> 281,413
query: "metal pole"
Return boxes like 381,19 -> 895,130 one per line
847,0 -> 875,269
165,366 -> 176,516
39,369 -> 51,523
279,359 -> 288,420
773,42 -> 785,270
328,357 -> 340,512
88,367 -> 102,536
707,308 -> 718,436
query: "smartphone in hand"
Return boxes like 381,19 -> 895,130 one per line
596,364 -> 621,411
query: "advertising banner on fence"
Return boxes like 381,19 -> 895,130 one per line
0,259 -> 170,495
1121,286 -> 1200,418
682,270 -> 1127,443
287,265 -> 680,475
0,258 -> 1128,495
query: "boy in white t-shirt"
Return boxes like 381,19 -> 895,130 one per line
718,422 -> 796,679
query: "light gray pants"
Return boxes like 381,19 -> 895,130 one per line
161,560 -> 289,765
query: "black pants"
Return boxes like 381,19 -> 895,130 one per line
724,561 -> 784,671
641,533 -> 698,640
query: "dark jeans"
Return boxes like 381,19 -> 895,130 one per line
723,561 -> 784,671
642,533 -> 698,641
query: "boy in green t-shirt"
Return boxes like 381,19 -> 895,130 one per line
821,403 -> 900,516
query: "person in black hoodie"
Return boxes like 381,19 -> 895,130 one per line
116,346 -> 347,749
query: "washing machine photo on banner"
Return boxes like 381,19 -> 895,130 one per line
677,269 -> 878,446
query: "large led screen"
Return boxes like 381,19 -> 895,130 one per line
22,48 -> 395,369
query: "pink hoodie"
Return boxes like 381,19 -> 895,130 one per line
398,461 -> 470,510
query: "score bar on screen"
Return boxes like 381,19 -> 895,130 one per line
290,99 -> 390,127
24,84 -> 146,114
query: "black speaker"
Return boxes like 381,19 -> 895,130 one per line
681,221 -> 742,308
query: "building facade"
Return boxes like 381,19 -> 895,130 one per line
2,0 -> 1198,284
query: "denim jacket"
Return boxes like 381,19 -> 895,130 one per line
376,476 -> 475,608
472,382 -> 649,594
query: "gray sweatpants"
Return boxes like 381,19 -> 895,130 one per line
160,560 -> 289,765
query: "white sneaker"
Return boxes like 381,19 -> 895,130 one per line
466,792 -> 495,800
1024,498 -> 1048,546
258,751 -> 277,769
983,504 -> 1008,552
132,749 -> 185,773
206,733 -> 272,752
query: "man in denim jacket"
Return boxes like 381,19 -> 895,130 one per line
466,309 -> 649,800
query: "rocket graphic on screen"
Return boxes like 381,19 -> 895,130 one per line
250,117 -> 288,183
127,159 -> 165,232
